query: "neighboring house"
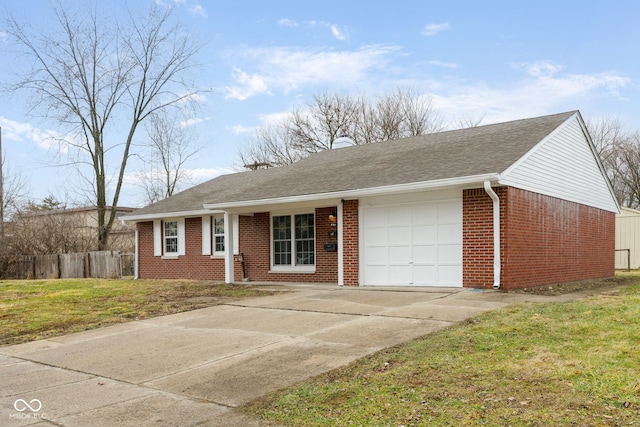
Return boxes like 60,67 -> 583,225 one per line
615,207 -> 640,269
122,111 -> 619,290
13,206 -> 136,253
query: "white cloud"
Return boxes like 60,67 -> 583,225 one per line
278,18 -> 298,27
179,117 -> 211,128
422,22 -> 450,36
0,31 -> 8,43
429,60 -> 457,68
0,116 -> 70,153
330,24 -> 347,41
226,67 -> 271,100
514,60 -> 564,77
430,65 -> 630,127
224,45 -> 400,100
278,19 -> 347,41
189,4 -> 207,18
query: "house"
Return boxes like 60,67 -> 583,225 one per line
615,207 -> 640,270
10,206 -> 136,254
121,111 -> 619,290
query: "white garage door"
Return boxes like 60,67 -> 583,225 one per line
361,199 -> 462,287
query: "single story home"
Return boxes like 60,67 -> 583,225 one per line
122,111 -> 619,290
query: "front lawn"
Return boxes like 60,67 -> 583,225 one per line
0,278 -> 273,346
246,277 -> 640,426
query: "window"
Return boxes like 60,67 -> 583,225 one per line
272,213 -> 315,268
214,217 -> 225,254
164,220 -> 179,254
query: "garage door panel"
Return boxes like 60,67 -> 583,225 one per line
389,265 -> 412,284
389,246 -> 411,263
438,223 -> 461,242
389,226 -> 412,244
362,198 -> 462,287
413,205 -> 437,224
412,244 -> 437,263
438,244 -> 462,263
366,265 -> 389,284
365,246 -> 388,264
438,265 -> 462,285
413,225 -> 437,244
412,265 -> 437,285
366,231 -> 388,246
389,206 -> 411,223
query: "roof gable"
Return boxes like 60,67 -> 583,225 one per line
500,112 -> 619,213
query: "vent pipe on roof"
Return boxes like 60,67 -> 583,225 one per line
483,181 -> 501,290
331,135 -> 355,149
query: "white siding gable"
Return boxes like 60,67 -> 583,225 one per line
500,113 -> 619,213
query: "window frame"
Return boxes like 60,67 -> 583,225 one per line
270,211 -> 316,273
155,218 -> 185,259
164,220 -> 179,255
213,216 -> 225,256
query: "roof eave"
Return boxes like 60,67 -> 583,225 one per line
120,209 -> 224,222
204,173 -> 501,211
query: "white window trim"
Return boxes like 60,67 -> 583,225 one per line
153,218 -> 185,258
202,215 -> 239,258
213,216 -> 226,257
201,216 -> 211,256
269,211 -> 316,273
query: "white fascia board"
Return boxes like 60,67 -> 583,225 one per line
120,209 -> 225,222
203,173 -> 500,211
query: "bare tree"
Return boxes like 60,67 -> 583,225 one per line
238,88 -> 444,169
4,3 -> 205,249
585,117 -> 635,207
0,149 -> 29,232
136,110 -> 202,204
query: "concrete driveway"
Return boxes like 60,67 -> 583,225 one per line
1,285 -> 574,426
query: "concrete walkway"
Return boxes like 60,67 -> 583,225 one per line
1,285 -> 588,426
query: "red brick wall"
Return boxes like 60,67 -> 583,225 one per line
463,187 -> 507,288
138,207 -> 340,283
342,200 -> 360,286
137,218 -> 225,280
238,208 -> 338,283
463,186 -> 615,289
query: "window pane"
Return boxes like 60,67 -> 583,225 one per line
273,215 -> 292,266
213,217 -> 224,253
165,221 -> 178,237
295,214 -> 314,265
215,236 -> 224,252
214,217 -> 224,234
164,221 -> 178,254
165,237 -> 178,253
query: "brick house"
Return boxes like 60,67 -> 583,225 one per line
121,111 -> 619,289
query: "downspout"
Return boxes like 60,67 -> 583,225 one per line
483,181 -> 501,289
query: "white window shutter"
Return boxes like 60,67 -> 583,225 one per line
233,214 -> 239,255
153,220 -> 162,256
177,218 -> 186,256
202,216 -> 211,256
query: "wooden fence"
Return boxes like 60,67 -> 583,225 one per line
0,251 -> 133,280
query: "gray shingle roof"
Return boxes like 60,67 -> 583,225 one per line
124,111 -> 577,218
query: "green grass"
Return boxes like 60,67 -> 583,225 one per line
0,278 -> 273,346
246,280 -> 640,426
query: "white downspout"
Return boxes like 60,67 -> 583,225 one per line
483,181 -> 501,289
337,202 -> 344,287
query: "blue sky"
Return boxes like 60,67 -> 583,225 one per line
1,0 -> 639,208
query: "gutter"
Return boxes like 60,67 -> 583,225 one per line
483,181 -> 501,289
